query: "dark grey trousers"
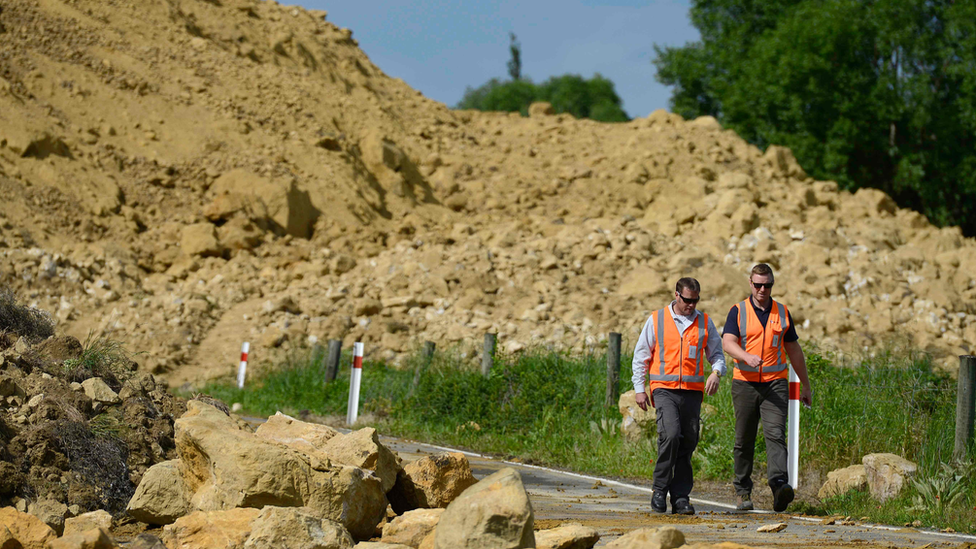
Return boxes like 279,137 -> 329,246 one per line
731,378 -> 789,496
651,388 -> 702,502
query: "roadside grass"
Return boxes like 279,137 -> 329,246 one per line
199,342 -> 975,533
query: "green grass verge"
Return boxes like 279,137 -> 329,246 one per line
198,343 -> 976,533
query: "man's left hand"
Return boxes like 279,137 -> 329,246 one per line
801,386 -> 813,408
705,372 -> 720,396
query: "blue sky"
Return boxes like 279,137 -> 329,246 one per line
297,0 -> 699,119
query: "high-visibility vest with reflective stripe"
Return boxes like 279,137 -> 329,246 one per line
732,298 -> 791,382
646,307 -> 708,393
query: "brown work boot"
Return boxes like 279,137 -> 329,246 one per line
736,494 -> 754,511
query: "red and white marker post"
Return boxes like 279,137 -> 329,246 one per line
237,342 -> 250,389
346,342 -> 364,425
787,365 -> 800,488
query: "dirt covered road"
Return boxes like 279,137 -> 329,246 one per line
382,435 -> 976,548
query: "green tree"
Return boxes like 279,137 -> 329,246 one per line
456,38 -> 631,122
537,74 -> 629,122
507,33 -> 522,81
655,0 -> 976,234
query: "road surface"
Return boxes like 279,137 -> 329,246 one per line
382,435 -> 976,548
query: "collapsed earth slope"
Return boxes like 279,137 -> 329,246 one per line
1,0 -> 974,385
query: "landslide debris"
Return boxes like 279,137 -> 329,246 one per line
0,288 -> 184,529
0,0 -> 974,388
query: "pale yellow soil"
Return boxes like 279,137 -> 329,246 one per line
0,0 -> 973,390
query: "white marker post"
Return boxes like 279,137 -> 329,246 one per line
346,342 -> 364,425
787,365 -> 800,488
237,342 -> 250,389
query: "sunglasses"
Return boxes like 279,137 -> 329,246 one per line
752,282 -> 774,289
677,294 -> 700,304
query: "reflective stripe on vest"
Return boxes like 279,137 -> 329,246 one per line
733,299 -> 791,381
647,308 -> 708,387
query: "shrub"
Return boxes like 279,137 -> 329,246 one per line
0,287 -> 55,343
61,333 -> 133,389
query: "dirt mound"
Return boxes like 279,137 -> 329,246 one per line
0,323 -> 183,525
1,0 -> 974,386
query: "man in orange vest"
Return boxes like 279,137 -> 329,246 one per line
632,277 -> 726,515
722,263 -> 813,512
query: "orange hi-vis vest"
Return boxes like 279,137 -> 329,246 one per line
646,307 -> 709,393
732,298 -> 792,382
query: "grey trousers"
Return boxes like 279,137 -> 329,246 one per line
731,378 -> 789,496
651,388 -> 702,502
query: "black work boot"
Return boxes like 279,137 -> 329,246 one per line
651,490 -> 667,513
672,497 -> 695,515
772,483 -> 794,512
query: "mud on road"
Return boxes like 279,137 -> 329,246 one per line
382,435 -> 976,549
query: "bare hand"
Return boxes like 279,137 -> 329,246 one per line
744,353 -> 762,368
705,372 -> 720,396
636,391 -> 651,411
801,386 -> 813,408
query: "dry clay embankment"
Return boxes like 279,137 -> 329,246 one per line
0,0 -> 974,385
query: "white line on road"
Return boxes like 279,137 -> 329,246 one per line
410,439 -> 976,543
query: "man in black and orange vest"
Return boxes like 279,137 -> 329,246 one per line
722,263 -> 813,512
632,277 -> 726,515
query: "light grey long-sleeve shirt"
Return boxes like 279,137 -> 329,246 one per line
631,301 -> 727,393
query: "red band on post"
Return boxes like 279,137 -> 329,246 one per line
789,381 -> 800,400
240,352 -> 248,362
353,356 -> 363,369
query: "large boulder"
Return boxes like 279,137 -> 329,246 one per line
205,169 -> 318,238
254,412 -> 340,470
243,506 -> 355,549
534,523 -> 600,549
180,223 -> 221,257
160,507 -> 355,549
175,401 -> 386,540
818,464 -> 868,500
388,453 -> 477,514
63,511 -> 112,537
0,507 -> 56,549
381,508 -> 443,547
0,525 -> 18,549
127,460 -> 190,525
322,428 -> 401,493
862,453 -> 917,502
603,527 -> 684,549
256,415 -> 399,492
26,498 -> 67,536
45,527 -> 117,549
433,468 -> 534,549
160,508 -> 259,549
618,390 -> 656,441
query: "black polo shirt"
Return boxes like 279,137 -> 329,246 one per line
723,298 -> 799,342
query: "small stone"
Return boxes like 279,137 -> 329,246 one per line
757,523 -> 788,533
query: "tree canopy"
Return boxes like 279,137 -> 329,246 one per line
455,35 -> 630,123
655,0 -> 976,234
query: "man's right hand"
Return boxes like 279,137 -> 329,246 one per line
743,353 -> 762,368
636,391 -> 651,411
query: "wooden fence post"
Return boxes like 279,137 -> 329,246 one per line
482,333 -> 497,377
606,332 -> 621,409
955,355 -> 976,459
409,341 -> 436,396
325,339 -> 342,383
